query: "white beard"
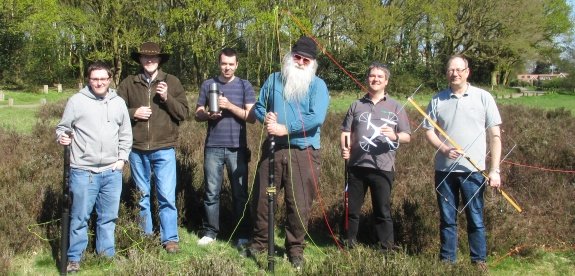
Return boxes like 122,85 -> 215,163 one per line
281,53 -> 318,102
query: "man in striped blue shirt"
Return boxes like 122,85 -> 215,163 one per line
195,48 -> 256,248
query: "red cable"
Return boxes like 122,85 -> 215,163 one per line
285,10 -> 368,94
503,160 -> 575,174
295,105 -> 345,251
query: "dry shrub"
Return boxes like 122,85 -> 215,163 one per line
0,101 -> 573,270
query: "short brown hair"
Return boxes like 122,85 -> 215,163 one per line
366,62 -> 391,80
219,48 -> 238,63
87,61 -> 112,78
446,54 -> 469,69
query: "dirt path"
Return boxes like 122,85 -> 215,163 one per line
504,87 -> 545,99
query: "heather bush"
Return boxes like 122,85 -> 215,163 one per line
0,101 -> 573,273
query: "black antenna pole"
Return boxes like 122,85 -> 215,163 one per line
266,79 -> 276,272
267,135 -> 275,272
60,131 -> 72,275
344,136 -> 349,236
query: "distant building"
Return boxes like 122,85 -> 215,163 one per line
517,73 -> 569,85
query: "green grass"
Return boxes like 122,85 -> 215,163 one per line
0,90 -> 73,133
329,90 -> 359,113
5,88 -> 572,134
496,93 -> 575,115
10,227 -> 575,275
329,89 -> 575,117
0,90 -> 73,105
0,107 -> 39,133
490,250 -> 575,275
329,90 -> 433,113
10,227 -> 330,275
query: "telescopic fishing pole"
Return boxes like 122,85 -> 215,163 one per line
343,136 -> 349,236
267,133 -> 275,272
265,75 -> 277,272
60,130 -> 72,275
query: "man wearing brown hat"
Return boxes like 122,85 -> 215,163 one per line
117,41 -> 189,253
248,36 -> 329,270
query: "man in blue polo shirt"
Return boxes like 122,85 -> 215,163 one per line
195,48 -> 256,248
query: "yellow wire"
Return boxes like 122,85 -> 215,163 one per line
227,5 -> 280,245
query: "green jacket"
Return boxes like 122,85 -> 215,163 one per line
117,70 -> 189,151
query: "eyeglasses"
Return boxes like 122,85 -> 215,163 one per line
447,68 -> 468,74
89,77 -> 110,82
292,54 -> 311,65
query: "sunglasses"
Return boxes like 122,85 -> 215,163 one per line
292,54 -> 312,65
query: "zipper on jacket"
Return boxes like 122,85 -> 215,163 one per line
147,83 -> 152,150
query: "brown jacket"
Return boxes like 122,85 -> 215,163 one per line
117,70 -> 189,151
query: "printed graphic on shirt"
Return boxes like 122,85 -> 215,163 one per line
358,111 -> 399,153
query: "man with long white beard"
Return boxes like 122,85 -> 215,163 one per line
248,36 -> 330,270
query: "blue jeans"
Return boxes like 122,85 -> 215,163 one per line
129,148 -> 179,244
67,168 -> 122,262
202,147 -> 251,239
435,171 -> 486,263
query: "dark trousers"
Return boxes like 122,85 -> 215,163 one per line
347,166 -> 395,250
251,144 -> 320,258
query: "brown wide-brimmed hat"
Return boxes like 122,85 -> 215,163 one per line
130,42 -> 170,64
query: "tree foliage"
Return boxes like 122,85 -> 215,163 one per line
0,0 -> 573,90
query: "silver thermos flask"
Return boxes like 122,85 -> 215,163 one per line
208,83 -> 220,113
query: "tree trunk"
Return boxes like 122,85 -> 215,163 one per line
502,70 -> 510,86
112,26 -> 121,87
490,70 -> 499,86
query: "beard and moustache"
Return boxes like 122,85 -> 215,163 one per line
281,53 -> 318,102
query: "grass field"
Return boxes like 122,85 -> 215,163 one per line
497,92 -> 575,114
2,88 -> 572,134
0,89 -> 73,105
0,90 -> 73,133
329,89 -> 574,115
10,227 -> 575,275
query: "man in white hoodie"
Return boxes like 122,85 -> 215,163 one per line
56,61 -> 132,273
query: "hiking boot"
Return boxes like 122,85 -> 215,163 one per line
66,261 -> 80,273
236,238 -> 249,248
236,238 -> 249,257
475,261 -> 489,273
197,236 -> 216,246
345,238 -> 357,249
380,244 -> 402,255
164,241 -> 180,253
289,255 -> 305,271
245,246 -> 265,258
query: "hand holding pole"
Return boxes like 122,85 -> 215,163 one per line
407,97 -> 522,213
60,130 -> 72,275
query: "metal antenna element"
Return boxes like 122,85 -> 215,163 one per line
407,97 -> 522,213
